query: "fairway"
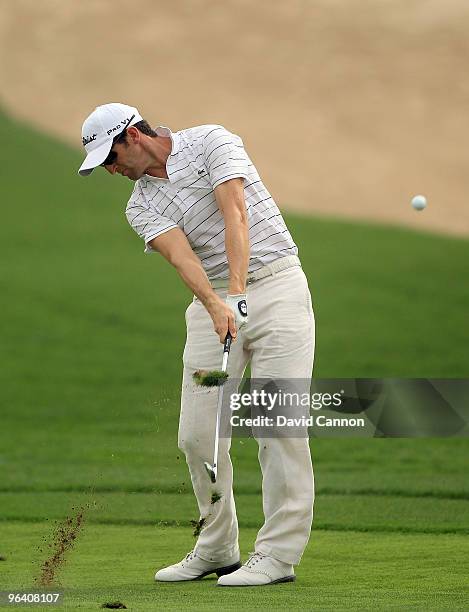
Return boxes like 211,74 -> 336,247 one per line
1,524 -> 468,610
1,111 -> 468,610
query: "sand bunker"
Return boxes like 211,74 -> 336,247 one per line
1,0 -> 468,236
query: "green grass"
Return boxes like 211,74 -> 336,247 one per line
0,111 -> 468,609
1,524 -> 468,610
1,491 -> 469,534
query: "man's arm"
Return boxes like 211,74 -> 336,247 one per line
148,228 -> 237,342
214,178 -> 250,294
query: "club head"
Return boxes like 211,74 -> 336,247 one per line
204,461 -> 217,483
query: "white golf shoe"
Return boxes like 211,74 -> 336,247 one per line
154,549 -> 241,582
217,552 -> 296,586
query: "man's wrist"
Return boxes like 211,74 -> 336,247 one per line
228,282 -> 246,294
202,292 -> 224,312
228,271 -> 247,295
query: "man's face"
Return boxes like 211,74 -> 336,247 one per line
102,129 -> 148,181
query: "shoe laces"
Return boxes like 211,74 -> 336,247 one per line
245,552 -> 267,568
183,550 -> 197,564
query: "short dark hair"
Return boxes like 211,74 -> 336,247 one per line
115,119 -> 158,146
134,119 -> 158,137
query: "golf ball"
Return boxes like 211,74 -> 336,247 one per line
411,195 -> 427,211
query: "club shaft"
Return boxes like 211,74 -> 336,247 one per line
211,333 -> 232,477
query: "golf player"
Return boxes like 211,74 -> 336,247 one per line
78,103 -> 315,587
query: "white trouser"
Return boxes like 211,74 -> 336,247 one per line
178,263 -> 315,566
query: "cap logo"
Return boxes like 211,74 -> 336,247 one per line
106,116 -> 134,137
82,133 -> 97,146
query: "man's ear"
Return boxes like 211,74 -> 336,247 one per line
126,126 -> 140,143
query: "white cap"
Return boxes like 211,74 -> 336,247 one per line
78,103 -> 143,176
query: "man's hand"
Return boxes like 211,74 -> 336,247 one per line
226,294 -> 248,330
206,295 -> 238,343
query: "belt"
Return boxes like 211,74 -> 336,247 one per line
209,255 -> 301,290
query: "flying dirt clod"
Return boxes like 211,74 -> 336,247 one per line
36,506 -> 87,587
193,370 -> 229,387
190,517 -> 206,537
211,491 -> 223,504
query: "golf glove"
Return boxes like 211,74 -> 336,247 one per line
226,294 -> 248,330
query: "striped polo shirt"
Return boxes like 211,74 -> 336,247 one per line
125,124 -> 298,280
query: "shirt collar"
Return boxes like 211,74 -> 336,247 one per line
155,125 -> 180,156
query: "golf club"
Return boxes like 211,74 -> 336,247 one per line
204,332 -> 232,483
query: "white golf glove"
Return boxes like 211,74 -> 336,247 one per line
226,294 -> 248,330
